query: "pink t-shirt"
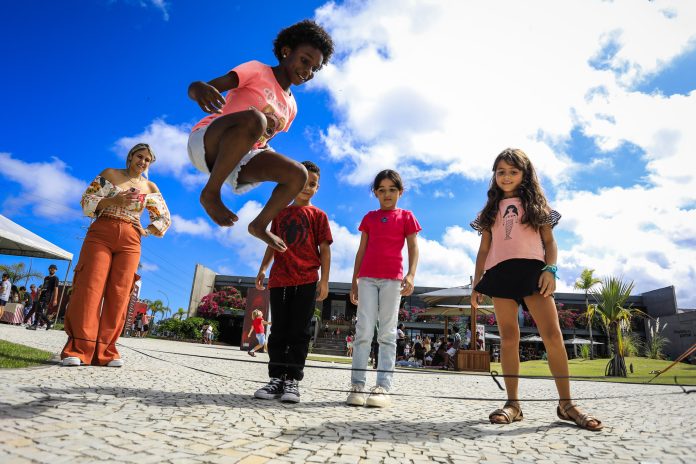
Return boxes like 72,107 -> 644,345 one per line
191,61 -> 297,149
358,209 -> 422,281
471,198 -> 560,270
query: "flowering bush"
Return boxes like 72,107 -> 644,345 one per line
557,309 -> 579,329
197,286 -> 246,317
399,306 -> 429,322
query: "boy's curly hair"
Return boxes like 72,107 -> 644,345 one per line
301,160 -> 321,178
273,20 -> 335,67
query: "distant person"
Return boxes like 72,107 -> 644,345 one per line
26,264 -> 59,330
0,273 -> 11,319
470,148 -> 602,430
141,312 -> 150,337
186,19 -> 334,253
253,161 -> 332,403
347,170 -> 421,409
60,143 -> 171,368
247,309 -> 271,357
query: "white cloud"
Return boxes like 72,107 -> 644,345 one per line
148,0 -> 170,21
308,0 -> 696,306
139,261 -> 160,273
114,119 -> 206,189
170,214 -> 214,238
0,152 -> 85,221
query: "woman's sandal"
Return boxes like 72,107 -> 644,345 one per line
556,402 -> 603,431
489,401 -> 524,424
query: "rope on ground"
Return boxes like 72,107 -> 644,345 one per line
115,342 -> 696,400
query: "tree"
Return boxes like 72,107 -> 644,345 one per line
0,262 -> 43,285
174,308 -> 187,320
645,317 -> 669,359
574,269 -> 602,359
592,276 -> 640,377
148,299 -> 166,322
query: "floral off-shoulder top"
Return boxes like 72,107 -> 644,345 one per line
81,176 -> 171,237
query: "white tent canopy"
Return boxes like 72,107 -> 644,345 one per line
0,214 -> 73,261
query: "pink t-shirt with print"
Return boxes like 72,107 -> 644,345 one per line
358,209 -> 422,281
471,198 -> 560,271
191,61 -> 297,149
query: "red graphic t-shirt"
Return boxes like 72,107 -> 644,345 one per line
268,205 -> 333,288
252,316 -> 264,334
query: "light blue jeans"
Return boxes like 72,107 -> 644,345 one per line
351,277 -> 401,391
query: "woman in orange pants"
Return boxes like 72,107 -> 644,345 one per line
61,143 -> 171,367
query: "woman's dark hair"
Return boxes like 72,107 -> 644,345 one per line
503,205 -> 519,217
273,20 -> 334,67
477,148 -> 550,231
372,169 -> 404,193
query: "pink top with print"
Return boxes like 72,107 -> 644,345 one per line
470,198 -> 560,271
358,209 -> 421,281
191,61 -> 297,149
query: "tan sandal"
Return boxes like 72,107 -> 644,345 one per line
489,401 -> 523,424
556,402 -> 603,431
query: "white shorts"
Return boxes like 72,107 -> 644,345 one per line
447,347 -> 457,357
187,126 -> 271,195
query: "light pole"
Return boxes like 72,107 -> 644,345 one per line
157,290 -> 170,320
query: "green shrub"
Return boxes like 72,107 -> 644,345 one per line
579,344 -> 590,360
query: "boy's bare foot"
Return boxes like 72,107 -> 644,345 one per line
249,221 -> 287,252
200,189 -> 238,226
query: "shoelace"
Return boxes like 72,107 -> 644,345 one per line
370,386 -> 386,395
284,380 -> 299,394
263,378 -> 283,392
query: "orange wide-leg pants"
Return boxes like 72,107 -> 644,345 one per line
61,217 -> 141,365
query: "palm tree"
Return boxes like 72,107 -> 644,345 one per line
0,262 -> 43,285
574,269 -> 602,359
148,299 -> 166,322
591,276 -> 639,377
174,308 -> 186,320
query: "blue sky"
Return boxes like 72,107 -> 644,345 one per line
2,0 -> 696,314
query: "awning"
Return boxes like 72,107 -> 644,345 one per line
0,214 -> 73,261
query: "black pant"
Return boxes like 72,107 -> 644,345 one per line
25,300 -> 50,327
268,282 -> 317,381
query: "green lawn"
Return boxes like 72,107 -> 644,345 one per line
0,339 -> 54,368
307,354 -> 696,385
489,357 -> 696,386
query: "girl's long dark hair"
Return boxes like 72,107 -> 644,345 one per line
477,148 -> 550,231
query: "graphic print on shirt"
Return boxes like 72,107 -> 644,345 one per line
279,211 -> 310,246
502,204 -> 519,240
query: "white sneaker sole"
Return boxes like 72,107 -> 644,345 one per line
61,357 -> 81,367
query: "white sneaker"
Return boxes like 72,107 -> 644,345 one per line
365,386 -> 391,408
346,384 -> 366,406
106,359 -> 124,367
61,356 -> 81,367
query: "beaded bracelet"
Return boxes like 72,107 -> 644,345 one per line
541,264 -> 559,279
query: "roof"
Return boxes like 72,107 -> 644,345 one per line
0,214 -> 73,261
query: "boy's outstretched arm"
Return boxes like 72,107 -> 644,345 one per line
255,246 -> 275,290
401,233 -> 419,296
317,241 -> 331,301
188,71 -> 240,114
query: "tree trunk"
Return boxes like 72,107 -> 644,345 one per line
604,324 -> 627,377
586,293 -> 594,360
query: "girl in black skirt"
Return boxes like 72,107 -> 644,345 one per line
470,148 -> 602,431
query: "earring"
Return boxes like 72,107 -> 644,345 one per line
283,54 -> 287,58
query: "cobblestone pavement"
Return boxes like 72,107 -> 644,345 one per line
1,324 -> 694,464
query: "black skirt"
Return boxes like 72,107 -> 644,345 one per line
475,259 -> 546,302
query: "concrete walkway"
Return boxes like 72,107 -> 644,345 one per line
1,324 -> 694,463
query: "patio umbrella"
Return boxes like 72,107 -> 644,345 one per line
563,337 -> 603,345
520,334 -> 544,342
419,286 -> 483,349
485,333 -> 501,340
421,304 -> 494,341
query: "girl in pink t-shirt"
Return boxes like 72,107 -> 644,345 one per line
470,148 -> 602,431
346,170 -> 421,408
187,20 -> 334,253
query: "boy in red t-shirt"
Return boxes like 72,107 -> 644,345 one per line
254,161 -> 332,403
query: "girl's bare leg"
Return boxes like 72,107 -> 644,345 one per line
524,293 -> 600,428
237,151 -> 307,252
493,298 -> 521,401
201,110 -> 267,226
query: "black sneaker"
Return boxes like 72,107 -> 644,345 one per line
254,378 -> 284,400
280,379 -> 300,403
26,326 -> 37,330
